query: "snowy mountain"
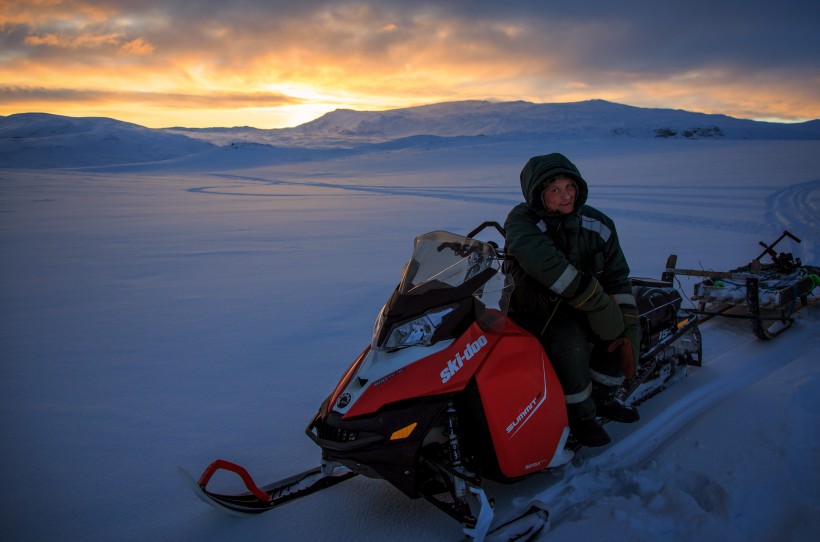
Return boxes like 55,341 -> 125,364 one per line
168,99 -> 820,147
0,112 -> 213,168
3,100 -> 820,169
289,99 -> 820,139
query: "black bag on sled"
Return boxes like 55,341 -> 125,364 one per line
631,279 -> 683,339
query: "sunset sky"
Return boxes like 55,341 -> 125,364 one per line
2,0 -> 819,129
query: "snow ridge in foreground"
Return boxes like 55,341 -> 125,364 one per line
525,311 -> 820,541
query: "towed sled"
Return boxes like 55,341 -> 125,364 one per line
663,230 -> 819,340
180,222 -> 703,541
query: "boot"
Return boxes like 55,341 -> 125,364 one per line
597,397 -> 640,423
593,384 -> 640,423
570,418 -> 611,447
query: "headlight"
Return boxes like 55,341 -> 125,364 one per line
377,305 -> 455,350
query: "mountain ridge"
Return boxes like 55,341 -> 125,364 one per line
3,100 -> 819,169
168,99 -> 820,146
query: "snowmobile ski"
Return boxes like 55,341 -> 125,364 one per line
177,460 -> 356,516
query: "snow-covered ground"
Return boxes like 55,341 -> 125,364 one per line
1,106 -> 819,541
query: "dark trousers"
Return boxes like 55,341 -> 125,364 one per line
516,308 -> 624,423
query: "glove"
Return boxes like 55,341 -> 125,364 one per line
620,304 -> 641,372
607,336 -> 635,379
568,276 -> 625,341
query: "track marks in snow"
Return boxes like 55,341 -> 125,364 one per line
603,206 -> 770,235
189,173 -> 520,206
525,316 -> 818,535
192,174 -> 818,241
600,341 -> 801,469
766,179 -> 819,261
592,184 -> 774,235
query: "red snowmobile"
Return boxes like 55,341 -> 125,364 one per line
180,222 -> 702,541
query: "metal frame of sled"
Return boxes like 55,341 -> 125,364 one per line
661,231 -> 818,340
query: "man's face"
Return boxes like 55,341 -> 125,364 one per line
541,177 -> 577,214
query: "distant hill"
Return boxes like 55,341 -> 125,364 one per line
3,101 -> 819,169
0,113 -> 212,168
295,99 -> 818,139
168,99 -> 820,147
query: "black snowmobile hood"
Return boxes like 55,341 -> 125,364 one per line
519,153 -> 589,216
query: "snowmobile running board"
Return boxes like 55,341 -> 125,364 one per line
177,460 -> 357,516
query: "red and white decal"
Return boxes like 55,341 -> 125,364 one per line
440,335 -> 488,384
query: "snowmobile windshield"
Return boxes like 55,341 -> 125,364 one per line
371,231 -> 509,350
397,231 -> 500,294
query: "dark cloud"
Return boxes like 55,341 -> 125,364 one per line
6,1 -> 819,74
0,85 -> 301,108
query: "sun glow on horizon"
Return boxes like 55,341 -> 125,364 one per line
1,94 -> 816,130
1,1 -> 818,129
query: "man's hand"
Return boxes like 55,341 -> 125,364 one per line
568,276 -> 625,341
608,336 -> 635,379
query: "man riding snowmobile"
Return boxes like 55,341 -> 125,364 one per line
504,153 -> 641,447
182,210 -> 704,540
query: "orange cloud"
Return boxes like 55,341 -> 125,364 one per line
24,32 -> 132,50
1,1 -> 817,128
119,38 -> 154,56
2,0 -> 115,26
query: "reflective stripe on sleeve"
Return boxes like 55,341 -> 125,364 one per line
551,264 -> 579,295
581,216 -> 611,243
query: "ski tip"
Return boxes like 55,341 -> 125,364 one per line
177,464 -> 256,517
177,465 -> 211,501
176,465 -> 197,487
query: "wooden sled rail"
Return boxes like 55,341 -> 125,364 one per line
662,254 -> 763,282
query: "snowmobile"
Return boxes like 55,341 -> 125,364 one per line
179,221 -> 703,541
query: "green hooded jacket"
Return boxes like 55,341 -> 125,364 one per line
504,153 -> 633,321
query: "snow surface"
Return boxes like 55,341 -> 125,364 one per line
1,104 -> 819,542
